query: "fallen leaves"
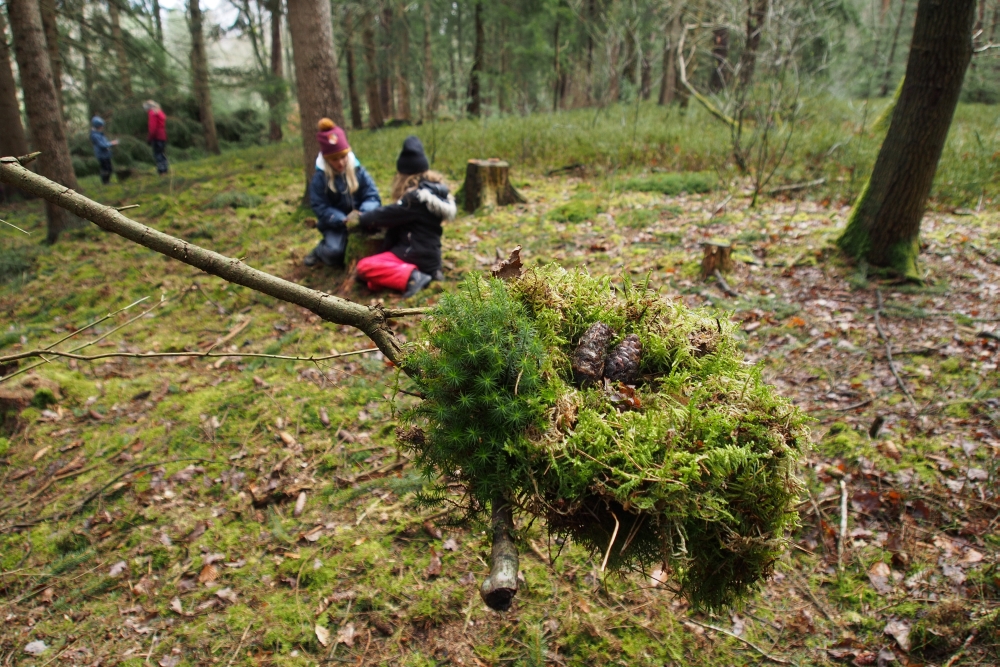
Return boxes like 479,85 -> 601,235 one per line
315,624 -> 331,647
883,619 -> 911,652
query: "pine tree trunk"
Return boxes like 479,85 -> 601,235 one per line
39,0 -> 61,109
622,27 -> 637,96
738,0 -> 766,90
361,16 -> 383,128
640,47 -> 652,100
286,0 -> 345,180
397,9 -> 411,122
343,6 -> 363,130
0,6 -> 30,163
422,0 -> 433,119
659,12 -> 679,105
466,1 -> 482,117
552,15 -> 561,112
837,0 -> 975,279
188,0 -> 219,154
267,0 -> 283,141
151,0 -> 163,46
7,0 -> 78,242
380,6 -> 395,120
108,0 -> 132,97
880,0 -> 907,96
709,27 -> 728,92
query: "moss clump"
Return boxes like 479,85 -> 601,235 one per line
400,267 -> 808,610
621,171 -> 717,195
548,199 -> 605,223
207,191 -> 261,209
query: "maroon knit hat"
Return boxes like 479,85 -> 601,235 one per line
316,118 -> 350,157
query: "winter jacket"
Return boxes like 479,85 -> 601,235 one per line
358,180 -> 457,275
308,164 -> 381,234
90,129 -> 113,160
147,108 -> 167,142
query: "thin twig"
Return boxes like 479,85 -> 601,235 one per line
838,479 -> 848,570
0,218 -> 31,235
685,618 -> 799,666
874,289 -> 917,409
714,269 -> 740,298
225,621 -> 253,667
943,631 -> 977,667
600,511 -> 620,572
0,347 -> 380,366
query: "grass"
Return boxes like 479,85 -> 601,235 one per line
0,104 -> 998,665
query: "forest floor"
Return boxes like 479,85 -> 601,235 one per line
1,143 -> 999,667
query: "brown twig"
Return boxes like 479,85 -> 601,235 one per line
685,618 -> 799,666
0,347 -> 379,366
838,479 -> 848,569
943,631 -> 977,667
874,289 -> 917,409
714,269 -> 741,298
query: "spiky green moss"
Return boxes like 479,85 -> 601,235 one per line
400,266 -> 808,610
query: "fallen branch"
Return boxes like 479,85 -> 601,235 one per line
677,27 -> 736,128
480,495 -> 519,612
685,618 -> 799,666
0,347 -> 379,366
714,269 -> 741,298
837,479 -> 847,569
874,289 -> 917,409
943,631 -> 977,667
0,157 -> 405,366
767,178 -> 826,195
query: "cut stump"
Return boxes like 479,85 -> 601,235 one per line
700,240 -> 733,279
462,159 -> 525,213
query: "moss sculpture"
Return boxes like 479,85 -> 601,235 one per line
399,265 -> 808,610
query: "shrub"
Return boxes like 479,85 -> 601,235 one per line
215,108 -> 265,145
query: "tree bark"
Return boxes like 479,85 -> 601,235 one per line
380,5 -> 395,119
343,5 -> 363,130
422,0 -> 433,119
267,0 -> 284,141
659,12 -> 679,105
78,4 -> 95,118
38,0 -> 61,109
188,0 -> 219,154
837,0 -> 975,279
286,0 -> 345,180
397,7 -> 411,122
7,0 -> 78,242
640,47 -> 652,100
479,495 -> 518,612
738,0 -> 767,90
0,6 -> 30,164
0,157 -> 406,364
151,0 -> 163,46
462,159 -> 525,212
108,0 -> 132,97
622,27 -> 637,95
709,26 -> 728,92
552,12 -> 561,111
879,0 -> 907,97
466,1 -> 482,116
361,15 -> 383,128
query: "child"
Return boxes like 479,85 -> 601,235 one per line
89,117 -> 118,185
306,118 -> 382,267
356,136 -> 456,297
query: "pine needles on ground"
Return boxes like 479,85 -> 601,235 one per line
399,266 -> 809,610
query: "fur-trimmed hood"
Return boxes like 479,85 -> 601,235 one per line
404,181 -> 457,222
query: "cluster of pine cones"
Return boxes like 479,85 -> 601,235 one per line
571,323 -> 643,385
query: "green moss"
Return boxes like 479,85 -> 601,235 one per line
820,422 -> 867,457
940,357 -> 962,373
406,581 -> 465,628
401,267 -> 808,610
548,199 -> 605,223
621,171 -> 717,195
0,436 -> 9,457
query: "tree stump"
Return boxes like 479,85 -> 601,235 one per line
700,240 -> 734,279
462,159 -> 525,213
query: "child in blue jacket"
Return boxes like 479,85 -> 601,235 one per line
305,118 -> 381,267
89,116 -> 118,185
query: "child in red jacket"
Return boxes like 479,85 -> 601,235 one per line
143,100 -> 169,175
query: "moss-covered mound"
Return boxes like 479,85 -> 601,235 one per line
400,266 -> 808,609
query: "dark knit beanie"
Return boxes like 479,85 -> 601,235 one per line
396,136 -> 429,175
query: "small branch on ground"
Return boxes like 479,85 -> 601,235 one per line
767,178 -> 826,195
714,270 -> 741,298
874,289 -> 917,409
685,618 -> 799,666
0,347 -> 380,366
837,479 -> 848,570
480,495 -> 519,612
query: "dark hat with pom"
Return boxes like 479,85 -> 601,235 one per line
396,135 -> 429,175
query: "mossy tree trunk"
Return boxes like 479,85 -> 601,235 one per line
837,0 -> 975,280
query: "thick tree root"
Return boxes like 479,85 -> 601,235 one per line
480,496 -> 518,612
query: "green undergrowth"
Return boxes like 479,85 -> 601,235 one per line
401,268 -> 808,609
620,171 -> 717,196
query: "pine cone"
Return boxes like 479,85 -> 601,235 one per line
572,322 -> 613,385
604,334 -> 642,384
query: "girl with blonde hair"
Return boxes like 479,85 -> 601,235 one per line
304,118 -> 381,267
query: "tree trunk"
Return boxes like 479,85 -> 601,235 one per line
151,0 -> 163,46
738,0 -> 767,90
361,15 -> 383,128
622,27 -> 637,95
397,8 -> 411,122
462,159 -> 525,212
380,6 -> 395,119
0,6 -> 30,163
837,0 -> 975,279
422,0 -> 433,119
7,0 -> 78,242
659,12 -> 679,105
343,6 -> 363,130
640,46 -> 652,100
286,0 -> 345,180
39,0 -> 61,109
585,0 -> 595,104
880,0 -> 907,96
466,1 -> 482,116
188,0 -> 219,154
267,0 -> 284,142
108,0 -> 132,97
552,14 -> 561,111
709,26 -> 728,92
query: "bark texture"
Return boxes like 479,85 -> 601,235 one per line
837,0 -> 975,279
151,0 -> 163,46
7,0 -> 78,242
0,7 -> 29,163
361,16 -> 383,128
397,9 -> 411,122
658,12 -> 679,105
343,5 -> 363,130
479,497 -> 518,612
39,0 -> 61,106
286,0 -> 344,179
466,2 -> 482,117
188,0 -> 219,154
108,0 -> 132,97
461,160 -> 525,212
0,157 -> 406,364
267,0 -> 283,142
422,0 -> 433,119
738,0 -> 767,89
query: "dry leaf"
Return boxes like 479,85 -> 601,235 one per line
884,619 -> 911,652
319,407 -> 330,427
215,588 -> 238,604
423,520 -> 443,540
336,623 -> 356,647
278,431 -> 296,447
490,245 -> 523,281
294,492 -> 307,517
24,640 -> 48,655
442,538 -> 459,551
197,564 -> 218,584
867,561 -> 893,594
184,522 -> 207,543
315,624 -> 330,647
32,446 -> 51,461
109,561 -> 128,578
39,587 -> 54,604
424,548 -> 442,579
299,526 -> 324,543
169,597 -> 184,615
158,656 -> 181,667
